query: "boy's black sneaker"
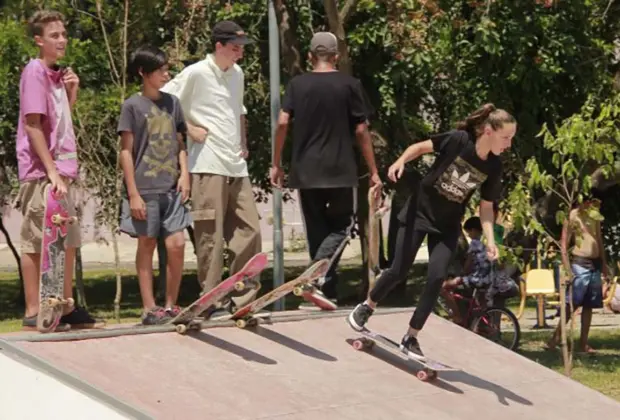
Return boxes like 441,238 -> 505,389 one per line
60,306 -> 99,328
347,303 -> 374,331
400,334 -> 425,360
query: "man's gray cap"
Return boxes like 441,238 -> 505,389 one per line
310,32 -> 338,54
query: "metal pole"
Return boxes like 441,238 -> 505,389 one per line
268,0 -> 284,311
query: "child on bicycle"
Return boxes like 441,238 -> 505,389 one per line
441,216 -> 492,325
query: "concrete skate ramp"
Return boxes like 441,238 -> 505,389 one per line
4,310 -> 620,419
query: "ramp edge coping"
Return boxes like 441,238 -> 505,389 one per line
2,307 -> 413,343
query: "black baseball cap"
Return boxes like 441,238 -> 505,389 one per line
212,21 -> 252,45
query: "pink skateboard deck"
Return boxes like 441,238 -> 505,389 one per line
171,252 -> 268,333
231,258 -> 330,328
38,185 -> 77,333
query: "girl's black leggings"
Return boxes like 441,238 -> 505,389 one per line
369,218 -> 459,330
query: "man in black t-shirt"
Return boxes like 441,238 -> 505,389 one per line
271,32 -> 382,309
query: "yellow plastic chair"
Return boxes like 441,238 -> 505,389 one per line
521,245 -> 558,326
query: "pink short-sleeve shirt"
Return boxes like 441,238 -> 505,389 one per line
16,59 -> 78,181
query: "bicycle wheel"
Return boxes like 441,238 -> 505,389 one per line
469,306 -> 520,351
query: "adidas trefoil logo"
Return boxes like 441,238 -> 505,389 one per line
451,169 -> 477,189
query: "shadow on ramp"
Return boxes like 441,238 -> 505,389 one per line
248,325 -> 338,361
344,338 -> 463,394
440,370 -> 533,406
188,331 -> 277,365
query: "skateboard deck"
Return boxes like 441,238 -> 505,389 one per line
38,185 -> 77,333
351,327 -> 457,381
171,252 -> 268,333
231,258 -> 331,328
367,185 -> 389,295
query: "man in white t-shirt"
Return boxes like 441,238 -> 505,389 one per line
162,21 -> 261,316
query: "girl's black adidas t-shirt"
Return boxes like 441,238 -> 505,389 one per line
406,129 -> 503,234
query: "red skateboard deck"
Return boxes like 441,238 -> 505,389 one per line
38,185 -> 77,333
351,327 -> 458,381
231,258 -> 331,328
171,252 -> 268,333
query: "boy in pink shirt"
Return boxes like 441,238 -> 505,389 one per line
15,10 -> 95,330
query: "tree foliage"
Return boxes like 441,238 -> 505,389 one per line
0,0 -> 619,288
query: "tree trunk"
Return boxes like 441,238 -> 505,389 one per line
74,202 -> 87,308
322,0 -> 369,298
75,247 -> 88,308
112,233 -> 122,323
559,228 -> 573,376
274,0 -> 303,76
156,236 -> 167,301
187,225 -> 196,255
0,218 -> 24,305
323,0 -> 354,74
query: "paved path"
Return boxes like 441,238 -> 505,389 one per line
1,310 -> 618,419
0,238 -> 430,271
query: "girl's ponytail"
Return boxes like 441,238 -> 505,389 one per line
456,103 -> 515,136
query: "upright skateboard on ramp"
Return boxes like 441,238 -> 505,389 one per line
37,185 -> 77,333
171,252 -> 268,333
351,327 -> 458,381
367,185 -> 389,294
231,258 -> 331,328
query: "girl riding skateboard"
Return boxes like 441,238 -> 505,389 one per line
347,103 -> 517,360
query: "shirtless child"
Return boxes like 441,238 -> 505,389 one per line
547,197 -> 608,353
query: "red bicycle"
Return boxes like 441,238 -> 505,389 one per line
436,286 -> 521,351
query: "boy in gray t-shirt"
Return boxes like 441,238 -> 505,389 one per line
117,45 -> 192,325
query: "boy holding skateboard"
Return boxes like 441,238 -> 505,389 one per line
118,46 -> 192,325
271,32 -> 382,308
15,10 -> 96,330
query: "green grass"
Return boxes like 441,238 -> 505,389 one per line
518,329 -> 620,401
0,263 -> 429,332
1,265 -> 618,401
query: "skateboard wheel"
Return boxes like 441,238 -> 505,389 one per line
66,298 -> 75,307
352,339 -> 365,350
234,281 -> 245,292
293,287 -> 304,296
47,297 -> 59,306
416,370 -> 430,381
236,319 -> 247,329
176,324 -> 188,334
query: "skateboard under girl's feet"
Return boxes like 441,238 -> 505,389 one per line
170,252 -> 268,333
350,327 -> 458,381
